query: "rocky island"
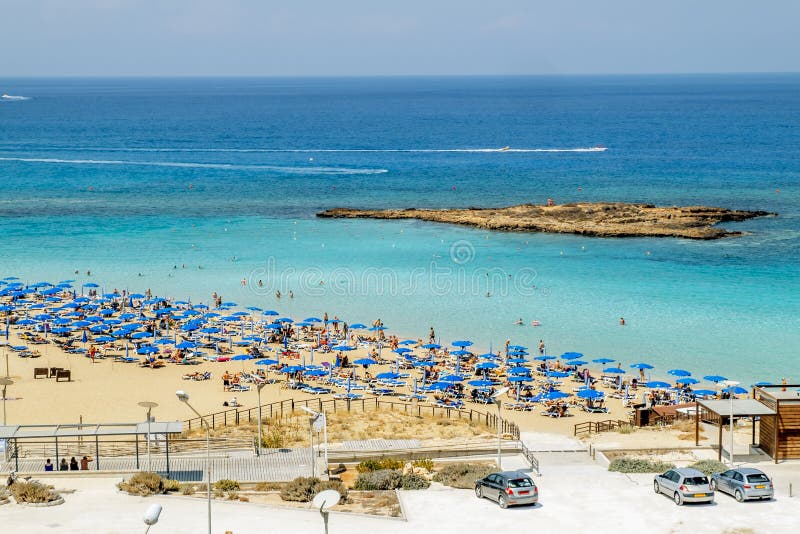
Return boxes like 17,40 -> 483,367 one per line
317,202 -> 773,239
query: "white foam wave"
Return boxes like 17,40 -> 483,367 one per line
0,95 -> 31,101
0,157 -> 388,175
0,146 -> 607,153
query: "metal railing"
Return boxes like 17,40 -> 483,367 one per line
573,419 -> 633,436
186,396 -> 521,441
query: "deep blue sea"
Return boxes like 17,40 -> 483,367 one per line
0,75 -> 798,384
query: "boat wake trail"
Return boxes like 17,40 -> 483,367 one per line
0,146 -> 607,154
0,95 -> 31,101
0,157 -> 388,175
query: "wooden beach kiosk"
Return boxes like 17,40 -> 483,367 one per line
695,385 -> 800,463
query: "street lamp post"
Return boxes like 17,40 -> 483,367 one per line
301,407 -> 327,478
138,401 -> 159,472
176,391 -> 211,534
256,381 -> 266,456
722,380 -> 740,466
0,377 -> 13,426
492,387 -> 509,470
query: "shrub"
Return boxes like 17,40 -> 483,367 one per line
180,484 -> 196,495
354,469 -> 402,491
117,472 -> 164,496
356,458 -> 404,473
254,481 -> 284,492
411,458 -> 434,471
226,491 -> 239,500
261,428 -> 285,449
214,479 -> 240,492
616,424 -> 636,435
280,477 -> 348,502
689,460 -> 728,476
10,482 -> 60,503
608,457 -> 675,473
162,479 -> 181,492
433,463 -> 494,489
400,473 -> 430,490
281,477 -> 319,502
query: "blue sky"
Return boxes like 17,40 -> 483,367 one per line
1,0 -> 798,76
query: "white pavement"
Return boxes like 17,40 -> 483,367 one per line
2,454 -> 800,533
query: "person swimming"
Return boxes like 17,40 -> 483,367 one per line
514,318 -> 524,325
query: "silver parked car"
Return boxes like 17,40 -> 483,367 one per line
653,468 -> 714,505
475,471 -> 538,508
711,467 -> 774,502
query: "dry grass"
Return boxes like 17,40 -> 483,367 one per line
189,408 -> 493,445
672,419 -> 705,441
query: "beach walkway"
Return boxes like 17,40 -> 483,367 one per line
2,447 -> 324,482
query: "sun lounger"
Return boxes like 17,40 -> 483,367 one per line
228,383 -> 250,392
34,367 -> 49,379
333,393 -> 363,400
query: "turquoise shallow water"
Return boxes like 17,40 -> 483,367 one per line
0,76 -> 798,384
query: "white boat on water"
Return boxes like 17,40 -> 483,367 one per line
1,94 -> 29,101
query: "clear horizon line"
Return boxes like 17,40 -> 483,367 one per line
3,70 -> 800,80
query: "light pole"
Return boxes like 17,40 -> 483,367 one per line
176,391 -> 211,534
256,381 -> 266,456
0,377 -> 13,426
722,380 -> 739,466
302,406 -> 328,479
138,401 -> 159,472
492,387 -> 509,470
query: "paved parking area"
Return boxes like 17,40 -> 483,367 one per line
2,453 -> 799,533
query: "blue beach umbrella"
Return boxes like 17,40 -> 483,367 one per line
722,385 -> 749,395
354,358 -> 378,366
693,389 -> 718,397
561,352 -> 583,360
603,367 -> 625,374
231,354 -> 254,361
542,390 -> 570,400
630,363 -> 654,370
593,358 -> 615,364
428,382 -> 451,391
507,358 -> 528,365
255,358 -> 280,366
534,355 -> 556,361
546,371 -> 570,378
452,340 -> 473,347
421,343 -> 441,349
675,377 -> 700,385
668,369 -> 691,377
439,374 -> 464,382
475,362 -> 499,370
577,389 -> 605,400
468,379 -> 494,388
703,375 -> 728,383
376,372 -> 401,380
507,375 -> 532,383
507,367 -> 530,376
645,381 -> 672,389
332,345 -> 356,351
398,339 -> 416,346
569,360 -> 588,366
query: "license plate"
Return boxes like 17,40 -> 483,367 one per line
755,485 -> 765,489
693,493 -> 706,497
518,491 -> 529,495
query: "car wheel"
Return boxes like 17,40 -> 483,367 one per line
673,492 -> 683,506
734,489 -> 744,502
653,481 -> 661,494
475,485 -> 483,499
709,480 -> 716,491
498,495 -> 508,509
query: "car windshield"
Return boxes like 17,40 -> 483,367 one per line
508,478 -> 533,488
746,474 -> 769,483
684,476 -> 708,485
